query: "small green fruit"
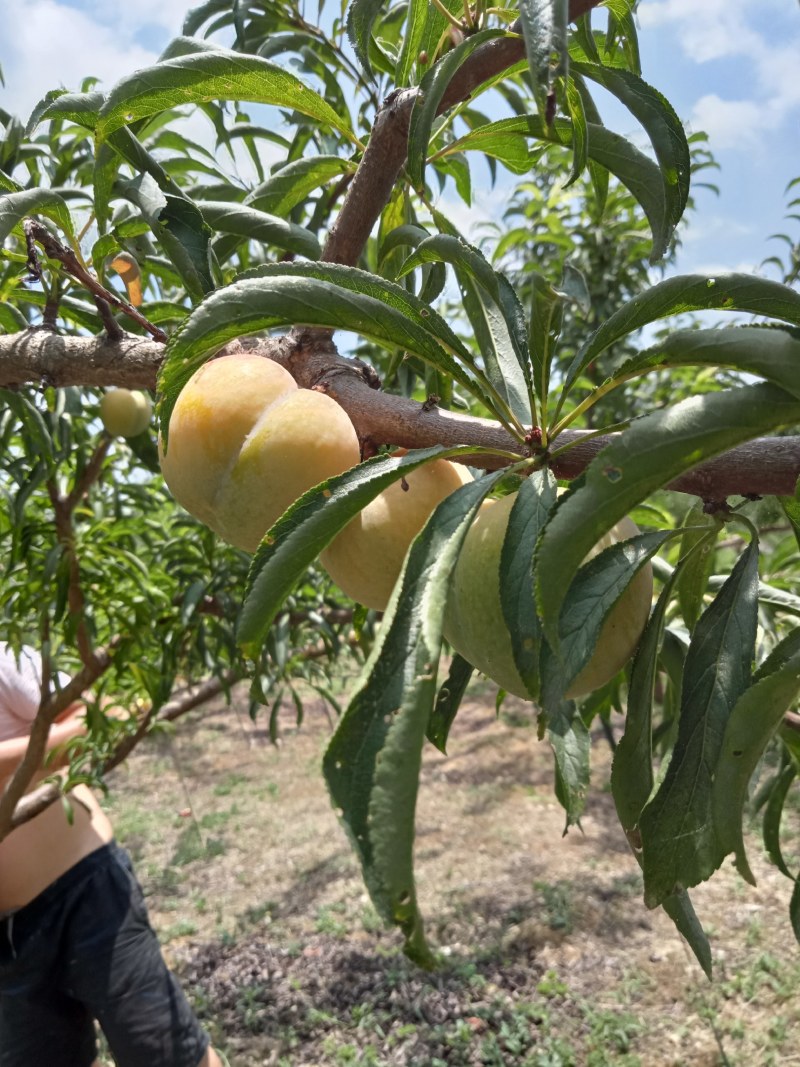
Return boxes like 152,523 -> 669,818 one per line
100,389 -> 153,438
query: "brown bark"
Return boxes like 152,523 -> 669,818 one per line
323,0 -> 605,267
2,328 -> 800,497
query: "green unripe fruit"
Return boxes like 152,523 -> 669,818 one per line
100,389 -> 153,438
444,491 -> 653,699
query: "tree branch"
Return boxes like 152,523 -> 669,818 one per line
2,328 -> 800,496
322,0 -> 606,266
24,220 -> 167,342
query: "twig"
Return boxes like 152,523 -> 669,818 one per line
23,219 -> 167,343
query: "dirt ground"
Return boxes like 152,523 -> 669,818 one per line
102,681 -> 800,1067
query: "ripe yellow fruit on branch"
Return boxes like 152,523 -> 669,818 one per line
100,389 -> 153,438
159,354 -> 360,553
444,491 -> 653,699
320,457 -> 472,611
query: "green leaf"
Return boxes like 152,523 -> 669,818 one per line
676,506 -> 718,631
536,384 -> 800,648
557,528 -> 680,693
0,188 -> 75,245
33,90 -> 103,131
346,0 -> 385,75
612,525 -> 718,835
237,445 -> 500,657
157,262 -> 502,438
0,389 -> 55,467
661,892 -> 712,979
0,167 -> 21,193
122,175 -> 214,300
612,562 -> 676,834
408,30 -> 508,190
197,200 -> 320,259
561,274 -> 800,399
763,762 -> 797,879
572,61 -> 689,236
528,271 -> 565,415
518,0 -> 568,122
323,470 -> 506,964
639,535 -> 759,907
563,76 -> 587,186
780,493 -> 800,553
427,654 -> 474,754
540,653 -> 590,825
96,51 -> 356,144
446,116 -> 675,260
499,471 -> 558,701
712,628 -> 800,884
246,156 -> 355,217
398,234 -> 533,424
395,0 -> 429,86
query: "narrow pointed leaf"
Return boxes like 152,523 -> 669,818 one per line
661,893 -> 712,978
676,507 -> 718,631
346,0 -> 386,75
246,155 -> 355,217
0,189 -> 75,244
500,471 -> 558,701
446,116 -> 674,260
427,654 -> 474,754
407,30 -> 508,190
529,271 -> 565,412
33,90 -> 103,131
237,446 -> 499,657
197,200 -> 320,259
96,51 -> 355,144
540,650 -> 590,825
518,0 -> 568,120
395,0 -> 429,86
615,326 -> 800,402
323,471 -> 506,963
640,537 -> 760,907
612,559 -> 681,833
572,61 -> 689,235
122,176 -> 214,299
399,234 -> 533,423
557,528 -> 681,692
713,629 -> 800,883
763,762 -> 797,879
563,76 -> 587,186
537,385 -> 800,648
562,274 -> 800,397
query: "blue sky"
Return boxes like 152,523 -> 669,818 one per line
1,0 -> 798,279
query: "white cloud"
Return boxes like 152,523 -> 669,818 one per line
689,95 -> 772,151
638,0 -> 800,149
0,1 -> 157,121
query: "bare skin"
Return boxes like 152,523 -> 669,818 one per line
0,706 -> 223,1067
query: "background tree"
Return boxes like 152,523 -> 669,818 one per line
2,0 -> 800,973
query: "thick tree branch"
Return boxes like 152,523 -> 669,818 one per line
2,328 -> 800,496
0,330 -> 163,388
323,0 -> 605,266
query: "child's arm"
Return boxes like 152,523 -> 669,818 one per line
0,703 -> 87,781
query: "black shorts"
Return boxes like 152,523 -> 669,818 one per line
0,841 -> 209,1067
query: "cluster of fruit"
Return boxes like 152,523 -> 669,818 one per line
103,354 -> 651,698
